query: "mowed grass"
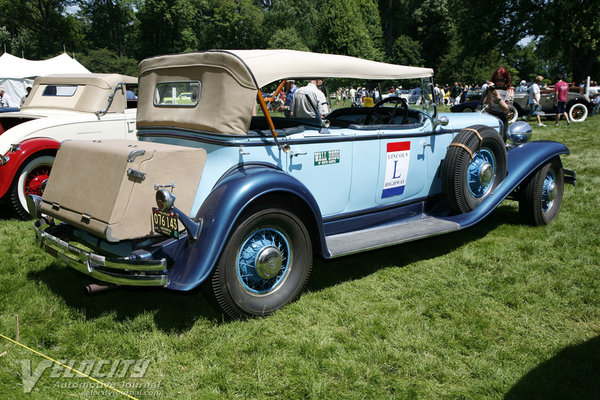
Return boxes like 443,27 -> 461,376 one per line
1,115 -> 599,400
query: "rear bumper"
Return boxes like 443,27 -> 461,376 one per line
34,220 -> 168,287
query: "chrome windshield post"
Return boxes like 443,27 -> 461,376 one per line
95,82 -> 127,118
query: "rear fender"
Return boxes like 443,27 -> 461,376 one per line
166,164 -> 325,290
0,137 -> 59,198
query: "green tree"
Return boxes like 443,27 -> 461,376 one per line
391,35 -> 424,66
268,27 -> 310,51
132,0 -> 199,59
262,0 -> 321,51
197,0 -> 267,50
76,48 -> 138,75
0,0 -> 82,58
77,0 -> 136,57
318,0 -> 384,60
499,0 -> 600,83
378,0 -> 451,69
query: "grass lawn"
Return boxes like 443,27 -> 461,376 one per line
1,113 -> 599,399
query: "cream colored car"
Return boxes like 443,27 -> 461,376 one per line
0,73 -> 138,218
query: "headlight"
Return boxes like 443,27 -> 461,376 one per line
155,189 -> 176,211
507,121 -> 532,145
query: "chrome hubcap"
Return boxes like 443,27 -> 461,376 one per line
468,149 -> 496,198
255,246 -> 283,279
542,172 -> 557,212
237,228 -> 291,294
479,162 -> 493,187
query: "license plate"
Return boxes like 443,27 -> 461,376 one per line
152,208 -> 179,238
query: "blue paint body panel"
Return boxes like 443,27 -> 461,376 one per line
165,165 -> 325,290
156,128 -> 570,288
442,140 -> 569,228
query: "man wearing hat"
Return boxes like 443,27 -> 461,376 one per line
0,86 -> 18,108
526,75 -> 545,127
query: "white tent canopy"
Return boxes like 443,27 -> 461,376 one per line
0,53 -> 91,107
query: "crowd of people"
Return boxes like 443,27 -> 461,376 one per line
266,73 -> 600,129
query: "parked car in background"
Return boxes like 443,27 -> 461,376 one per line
0,73 -> 138,218
30,50 -> 574,319
511,85 -> 592,122
466,88 -> 483,101
450,99 -> 482,113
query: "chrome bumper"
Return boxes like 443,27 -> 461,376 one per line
34,221 -> 168,287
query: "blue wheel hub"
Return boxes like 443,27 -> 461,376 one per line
237,228 -> 291,294
542,170 -> 557,212
467,149 -> 496,198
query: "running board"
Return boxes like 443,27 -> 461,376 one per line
325,217 -> 460,258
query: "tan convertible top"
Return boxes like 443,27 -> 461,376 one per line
22,73 -> 137,113
137,50 -> 434,135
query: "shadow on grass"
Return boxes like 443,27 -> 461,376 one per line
308,202 -> 518,291
505,335 -> 600,400
28,203 -> 519,330
0,199 -> 19,220
27,264 -> 221,333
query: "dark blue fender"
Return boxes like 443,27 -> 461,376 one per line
443,140 -> 570,228
165,164 -> 325,291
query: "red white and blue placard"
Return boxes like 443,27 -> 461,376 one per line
382,141 -> 410,198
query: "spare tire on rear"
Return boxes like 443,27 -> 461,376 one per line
442,125 -> 507,214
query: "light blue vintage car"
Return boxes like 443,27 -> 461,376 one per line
29,50 -> 575,318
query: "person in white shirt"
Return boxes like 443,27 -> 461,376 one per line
0,86 -> 19,108
291,79 -> 329,119
526,75 -> 545,126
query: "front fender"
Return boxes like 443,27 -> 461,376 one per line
0,137 -> 59,198
445,140 -> 570,228
166,164 -> 325,290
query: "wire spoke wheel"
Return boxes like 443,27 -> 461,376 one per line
519,157 -> 564,225
204,207 -> 312,319
11,155 -> 54,219
442,125 -> 507,214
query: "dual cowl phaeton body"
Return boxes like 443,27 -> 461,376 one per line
30,50 -> 575,318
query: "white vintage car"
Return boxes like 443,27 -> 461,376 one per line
0,73 -> 138,218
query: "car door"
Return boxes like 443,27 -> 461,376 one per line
375,126 -> 429,206
540,89 -> 556,113
284,128 -> 353,216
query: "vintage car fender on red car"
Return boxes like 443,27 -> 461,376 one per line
0,137 -> 59,199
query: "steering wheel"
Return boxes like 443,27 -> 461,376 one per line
363,97 -> 408,125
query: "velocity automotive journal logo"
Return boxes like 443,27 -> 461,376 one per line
20,358 -> 155,394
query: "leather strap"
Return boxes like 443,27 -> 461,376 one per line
448,143 -> 474,159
